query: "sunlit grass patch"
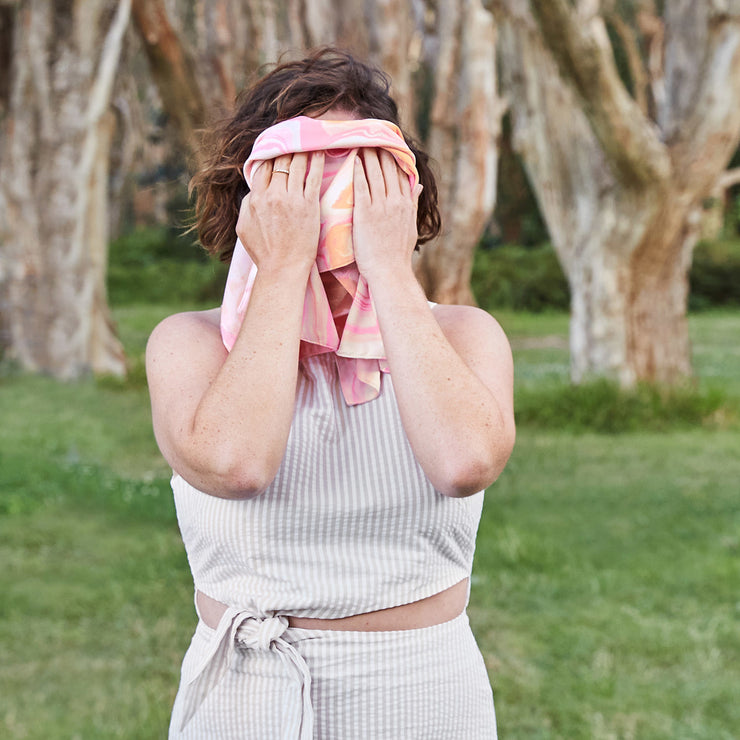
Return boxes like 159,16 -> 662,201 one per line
515,378 -> 736,432
472,428 -> 740,739
0,487 -> 193,739
2,305 -> 739,738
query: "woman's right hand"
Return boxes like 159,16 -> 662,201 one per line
236,151 -> 325,275
146,150 -> 326,500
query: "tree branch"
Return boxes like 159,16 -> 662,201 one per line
605,11 -> 648,116
529,0 -> 670,187
73,0 -> 132,263
131,0 -> 206,166
635,5 -> 665,125
719,167 -> 740,190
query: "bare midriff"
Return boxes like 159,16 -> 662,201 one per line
196,578 -> 469,632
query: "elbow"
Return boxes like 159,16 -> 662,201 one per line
181,433 -> 288,499
188,454 -> 280,500
435,426 -> 516,498
217,468 -> 275,499
160,424 -> 286,500
432,459 -> 497,498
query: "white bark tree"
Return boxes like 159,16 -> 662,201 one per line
492,0 -> 740,384
414,0 -> 501,304
132,0 -> 501,306
0,0 -> 501,378
0,0 -> 131,377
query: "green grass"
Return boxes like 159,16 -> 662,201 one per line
1,306 -> 739,738
471,429 -> 740,739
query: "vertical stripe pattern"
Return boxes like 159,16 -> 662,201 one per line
169,612 -> 496,739
172,353 -> 484,619
169,353 -> 495,737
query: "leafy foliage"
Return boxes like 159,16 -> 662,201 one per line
515,379 -> 734,433
472,243 -> 570,312
690,238 -> 740,309
107,226 -> 227,305
473,239 -> 740,313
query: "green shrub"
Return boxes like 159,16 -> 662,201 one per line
472,243 -> 570,312
108,226 -> 227,305
515,379 -> 734,433
473,238 -> 740,313
689,238 -> 740,309
109,228 -> 740,311
109,225 -> 204,265
108,259 -> 228,305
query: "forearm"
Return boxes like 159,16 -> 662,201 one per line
368,267 -> 514,496
149,150 -> 324,498
186,267 -> 309,496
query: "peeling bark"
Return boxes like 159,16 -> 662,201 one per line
416,0 -> 501,305
495,0 -> 740,385
135,0 -> 501,307
0,0 -> 129,378
131,0 -> 206,163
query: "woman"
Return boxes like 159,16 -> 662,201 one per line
147,47 -> 515,739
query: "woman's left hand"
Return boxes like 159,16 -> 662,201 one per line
351,153 -> 514,499
352,148 -> 422,282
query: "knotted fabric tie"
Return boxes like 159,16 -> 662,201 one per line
179,608 -> 313,738
220,115 -> 419,405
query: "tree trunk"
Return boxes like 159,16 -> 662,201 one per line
565,196 -> 696,385
131,0 -> 207,164
133,0 -> 501,307
495,0 -> 740,385
0,0 -> 129,378
415,0 -> 501,305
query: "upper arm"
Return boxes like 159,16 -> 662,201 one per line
434,304 -> 516,436
145,311 -> 228,475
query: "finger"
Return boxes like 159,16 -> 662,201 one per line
353,154 -> 370,204
236,193 -> 252,236
412,182 -> 423,207
237,192 -> 250,217
288,152 -> 308,194
304,151 -> 325,197
270,155 -> 292,187
379,150 -> 401,196
250,161 -> 271,192
398,163 -> 413,199
361,148 -> 385,199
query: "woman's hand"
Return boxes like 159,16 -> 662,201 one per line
351,151 -> 514,498
237,151 -> 325,276
147,151 -> 327,500
352,148 -> 422,282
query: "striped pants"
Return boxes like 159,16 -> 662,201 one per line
169,610 -> 497,739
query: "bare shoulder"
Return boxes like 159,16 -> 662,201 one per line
147,307 -> 221,349
432,304 -> 511,349
146,307 -> 226,376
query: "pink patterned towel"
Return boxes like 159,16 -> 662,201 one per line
220,116 -> 419,405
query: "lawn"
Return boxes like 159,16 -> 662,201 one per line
1,306 -> 738,739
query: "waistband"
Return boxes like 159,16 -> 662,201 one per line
178,605 -> 472,738
178,607 -> 313,738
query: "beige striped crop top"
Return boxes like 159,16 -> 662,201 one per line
172,353 -> 485,619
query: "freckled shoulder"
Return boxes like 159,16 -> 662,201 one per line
146,307 -> 226,371
431,304 -> 510,347
148,307 -> 221,342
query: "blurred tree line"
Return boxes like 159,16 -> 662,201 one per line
1,0 -> 739,388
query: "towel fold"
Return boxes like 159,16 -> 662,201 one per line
220,116 -> 418,405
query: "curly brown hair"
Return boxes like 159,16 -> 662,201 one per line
191,47 -> 441,263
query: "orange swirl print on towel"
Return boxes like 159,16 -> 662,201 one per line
220,116 -> 419,405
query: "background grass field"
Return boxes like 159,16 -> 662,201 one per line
1,306 -> 738,739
